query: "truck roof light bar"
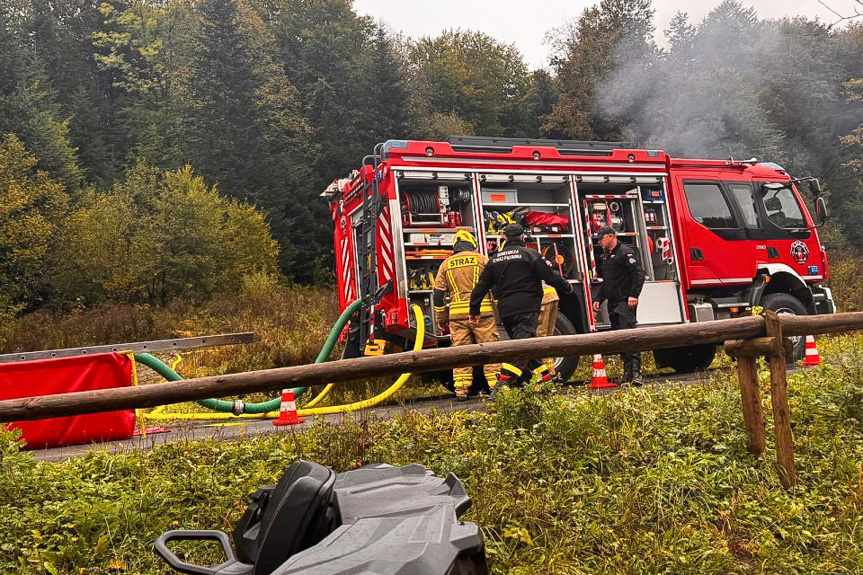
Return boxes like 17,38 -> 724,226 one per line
447,135 -> 631,155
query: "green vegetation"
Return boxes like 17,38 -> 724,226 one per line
2,336 -> 863,574
0,282 -> 337,373
0,0 -> 861,299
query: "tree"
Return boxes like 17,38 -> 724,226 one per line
596,2 -> 787,159
407,29 -> 531,138
0,134 -> 69,306
88,0 -> 191,175
270,0 -> 399,280
52,164 -> 279,305
359,25 -> 410,142
0,1 -> 81,188
182,0 -> 313,278
512,69 -> 559,138
543,0 -> 655,140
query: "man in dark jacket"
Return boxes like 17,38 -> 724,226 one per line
592,226 -> 646,385
469,224 -> 572,390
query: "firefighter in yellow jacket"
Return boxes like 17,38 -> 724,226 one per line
433,230 -> 499,400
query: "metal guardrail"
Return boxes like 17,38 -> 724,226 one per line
0,332 -> 256,363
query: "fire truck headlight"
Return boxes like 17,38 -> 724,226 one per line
533,151 -> 541,160
425,147 -> 434,156
628,154 -> 635,162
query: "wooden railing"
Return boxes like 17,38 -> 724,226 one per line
2,311 -> 863,487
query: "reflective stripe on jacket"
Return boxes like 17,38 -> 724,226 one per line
433,251 -> 493,321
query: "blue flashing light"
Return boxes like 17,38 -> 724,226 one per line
808,265 -> 819,275
759,162 -> 785,171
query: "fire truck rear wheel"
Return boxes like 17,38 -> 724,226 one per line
551,313 -> 580,383
653,344 -> 716,373
760,293 -> 808,362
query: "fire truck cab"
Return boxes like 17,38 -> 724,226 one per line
323,137 -> 833,382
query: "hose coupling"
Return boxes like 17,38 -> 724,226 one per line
231,399 -> 245,416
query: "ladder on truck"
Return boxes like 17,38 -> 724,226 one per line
353,146 -> 389,355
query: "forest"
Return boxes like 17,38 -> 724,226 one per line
0,0 -> 861,325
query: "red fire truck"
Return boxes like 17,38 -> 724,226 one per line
323,137 -> 832,383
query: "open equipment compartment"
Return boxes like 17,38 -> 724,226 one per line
479,172 -> 582,285
575,177 -> 686,327
394,171 -> 480,337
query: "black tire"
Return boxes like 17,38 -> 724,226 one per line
760,292 -> 808,362
434,312 -> 582,394
551,313 -> 580,383
653,343 -> 716,373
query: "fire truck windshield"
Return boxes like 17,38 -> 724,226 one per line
760,184 -> 806,229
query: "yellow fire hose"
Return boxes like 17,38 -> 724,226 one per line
303,382 -> 334,409
147,353 -> 185,417
144,305 -> 426,420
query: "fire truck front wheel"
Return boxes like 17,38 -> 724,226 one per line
760,292 -> 808,362
653,344 -> 716,374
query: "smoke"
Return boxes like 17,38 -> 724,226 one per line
596,2 -> 852,174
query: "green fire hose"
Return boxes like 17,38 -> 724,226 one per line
137,298 -> 362,415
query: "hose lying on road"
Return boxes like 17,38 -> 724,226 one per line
142,303 -> 425,420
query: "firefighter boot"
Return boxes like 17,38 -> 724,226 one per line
545,358 -> 561,384
631,355 -> 643,387
483,365 -> 499,399
531,363 -> 554,393
623,355 -> 643,387
453,371 -> 471,402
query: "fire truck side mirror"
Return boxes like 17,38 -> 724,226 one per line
808,179 -> 822,196
815,196 -> 828,224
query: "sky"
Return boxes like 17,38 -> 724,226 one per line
352,0 -> 862,69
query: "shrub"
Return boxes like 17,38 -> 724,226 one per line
50,164 -> 279,306
3,338 -> 863,574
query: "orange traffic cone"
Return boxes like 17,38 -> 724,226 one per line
588,354 -> 617,388
273,389 -> 306,426
801,335 -> 821,367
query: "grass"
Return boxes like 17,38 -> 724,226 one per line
3,335 -> 863,574
0,264 -> 861,573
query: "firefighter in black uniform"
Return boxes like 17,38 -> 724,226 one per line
592,225 -> 646,385
469,224 -> 572,391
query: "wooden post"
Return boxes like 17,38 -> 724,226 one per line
764,311 -> 797,488
724,340 -> 766,456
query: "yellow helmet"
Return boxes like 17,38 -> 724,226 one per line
453,229 -> 477,248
